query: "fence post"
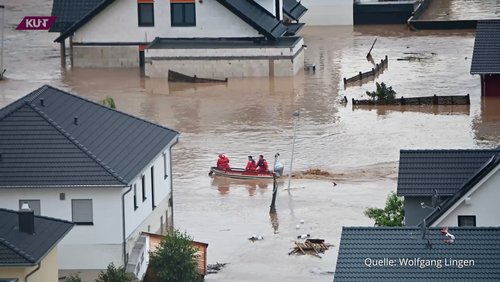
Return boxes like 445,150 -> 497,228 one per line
352,98 -> 356,105
359,71 -> 362,80
401,96 -> 405,105
433,94 -> 438,105
343,77 -> 347,84
376,63 -> 379,71
372,68 -> 375,75
385,55 -> 388,67
466,94 -> 470,104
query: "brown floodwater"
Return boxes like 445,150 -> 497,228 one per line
1,1 -> 500,281
419,0 -> 500,21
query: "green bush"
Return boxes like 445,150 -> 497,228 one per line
64,274 -> 82,282
366,82 -> 397,101
364,191 -> 405,227
149,229 -> 202,282
95,262 -> 134,282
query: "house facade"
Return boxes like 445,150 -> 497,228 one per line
0,85 -> 179,271
50,0 -> 308,77
396,149 -> 499,226
425,154 -> 500,227
470,20 -> 500,97
0,208 -> 73,282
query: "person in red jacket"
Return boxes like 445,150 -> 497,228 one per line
217,154 -> 230,170
245,156 -> 257,171
256,155 -> 269,173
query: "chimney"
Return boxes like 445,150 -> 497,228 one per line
19,202 -> 35,234
40,98 -> 45,107
73,116 -> 78,125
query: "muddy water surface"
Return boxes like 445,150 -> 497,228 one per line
420,0 -> 500,21
1,1 -> 500,281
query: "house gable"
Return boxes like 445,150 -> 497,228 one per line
429,156 -> 500,227
0,85 -> 179,187
50,0 -> 104,33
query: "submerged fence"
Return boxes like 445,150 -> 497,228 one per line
343,55 -> 388,86
352,94 -> 470,106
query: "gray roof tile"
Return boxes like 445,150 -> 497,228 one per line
50,0 -> 104,33
0,85 -> 179,187
0,208 -> 73,266
215,0 -> 288,40
334,227 -> 500,281
470,20 -> 500,74
283,0 -> 308,21
397,149 -> 498,196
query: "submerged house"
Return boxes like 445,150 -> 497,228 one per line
397,149 -> 499,226
334,227 -> 500,281
470,20 -> 500,97
0,85 -> 179,273
50,0 -> 308,78
0,208 -> 73,282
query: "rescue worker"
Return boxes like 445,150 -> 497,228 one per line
255,155 -> 268,173
217,154 -> 230,170
245,156 -> 257,171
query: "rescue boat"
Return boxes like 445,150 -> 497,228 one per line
209,167 -> 276,180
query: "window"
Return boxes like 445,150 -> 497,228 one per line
133,184 -> 138,210
19,200 -> 41,216
72,199 -> 93,225
142,175 -> 147,202
171,3 -> 196,27
138,3 -> 154,27
151,166 -> 156,209
458,215 -> 476,227
163,152 -> 168,179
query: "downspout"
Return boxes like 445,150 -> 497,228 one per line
25,262 -> 41,282
121,185 -> 133,266
169,137 -> 179,229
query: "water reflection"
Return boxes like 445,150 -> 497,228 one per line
474,97 -> 500,145
210,176 -> 274,196
269,211 -> 280,234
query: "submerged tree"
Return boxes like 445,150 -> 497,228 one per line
95,263 -> 134,282
64,274 -> 82,282
364,191 -> 404,227
366,82 -> 397,101
149,229 -> 202,282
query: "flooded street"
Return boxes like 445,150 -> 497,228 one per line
420,0 -> 500,21
1,1 -> 500,281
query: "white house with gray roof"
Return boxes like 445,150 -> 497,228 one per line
0,85 -> 179,272
50,0 -> 308,77
396,149 -> 500,226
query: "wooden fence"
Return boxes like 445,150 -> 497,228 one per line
352,94 -> 470,106
343,55 -> 388,86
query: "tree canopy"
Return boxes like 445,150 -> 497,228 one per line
364,191 -> 405,227
366,82 -> 397,101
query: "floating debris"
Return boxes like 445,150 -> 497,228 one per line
289,239 -> 333,258
248,235 -> 264,241
207,262 -> 227,274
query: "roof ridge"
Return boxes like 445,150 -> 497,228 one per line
0,208 -> 74,225
0,237 -> 36,264
0,85 -> 47,121
42,85 -> 179,136
24,102 -> 128,186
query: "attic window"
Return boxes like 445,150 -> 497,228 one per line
458,215 -> 476,227
138,2 -> 155,27
171,1 -> 196,27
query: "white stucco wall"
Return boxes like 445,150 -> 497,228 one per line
432,165 -> 500,227
300,0 -> 353,26
73,0 -> 261,43
0,142 -> 176,270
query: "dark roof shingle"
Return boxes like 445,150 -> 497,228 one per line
397,149 -> 499,196
283,0 -> 308,21
50,0 -> 104,33
470,20 -> 500,74
0,208 -> 73,266
0,85 -> 179,187
215,0 -> 288,40
334,227 -> 500,282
